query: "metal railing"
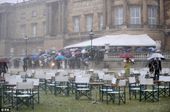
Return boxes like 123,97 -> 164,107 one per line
105,52 -> 170,61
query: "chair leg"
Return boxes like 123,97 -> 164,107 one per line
139,90 -> 141,102
38,87 -> 40,103
124,91 -> 126,104
118,92 -> 120,105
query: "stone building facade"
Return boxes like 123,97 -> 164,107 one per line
164,0 -> 170,50
0,0 -> 170,57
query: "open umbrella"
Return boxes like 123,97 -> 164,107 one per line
55,55 -> 65,61
0,58 -> 9,63
147,53 -> 165,60
31,55 -> 39,61
148,47 -> 156,52
119,53 -> 133,58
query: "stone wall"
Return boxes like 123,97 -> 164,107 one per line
0,0 -> 170,57
67,0 -> 104,33
12,2 -> 46,39
165,0 -> 170,50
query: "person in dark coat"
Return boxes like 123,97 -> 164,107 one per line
0,62 -> 2,77
0,62 -> 8,77
148,59 -> 155,74
153,58 -> 162,80
23,58 -> 28,72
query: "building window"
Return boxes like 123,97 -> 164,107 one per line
86,14 -> 93,32
32,23 -> 37,37
43,9 -> 46,16
114,6 -> 123,25
20,24 -> 26,37
73,16 -> 80,32
43,22 -> 46,35
130,6 -> 141,24
99,14 -> 104,31
20,12 -> 26,19
148,6 -> 158,25
32,10 -> 37,17
22,49 -> 25,56
10,48 -> 14,56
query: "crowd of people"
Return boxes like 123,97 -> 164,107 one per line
11,48 -> 105,70
1,46 -> 164,82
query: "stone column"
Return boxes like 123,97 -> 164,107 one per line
58,0 -> 61,33
81,15 -> 85,32
143,0 -> 147,28
46,3 -> 52,36
62,0 -> 66,34
159,0 -> 164,25
103,0 -> 107,30
61,0 -> 64,34
0,12 -> 7,39
123,0 -> 127,28
63,0 -> 67,34
93,13 -> 98,31
106,0 -> 111,28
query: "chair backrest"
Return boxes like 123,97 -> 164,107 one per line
97,71 -> 105,80
111,77 -> 117,85
69,73 -> 75,79
139,69 -> 148,76
59,70 -> 68,76
45,72 -> 53,80
16,81 -> 34,90
8,78 -> 18,85
75,76 -> 90,83
7,75 -> 23,85
159,76 -> 170,82
140,78 -> 153,85
120,70 -> 125,74
34,71 -> 46,79
161,68 -> 170,75
130,68 -> 135,74
19,71 -> 26,76
49,71 -> 56,77
55,75 -> 69,82
27,78 -> 39,86
128,77 -> 136,84
103,74 -> 113,80
82,73 -> 91,78
138,75 -> 146,82
102,68 -> 108,73
118,80 -> 126,87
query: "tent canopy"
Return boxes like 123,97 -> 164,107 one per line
64,34 -> 156,49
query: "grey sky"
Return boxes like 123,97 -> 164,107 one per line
0,0 -> 29,3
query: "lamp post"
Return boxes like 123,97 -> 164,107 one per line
89,30 -> 94,60
24,35 -> 28,58
23,35 -> 28,72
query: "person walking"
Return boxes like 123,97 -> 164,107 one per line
124,58 -> 134,78
153,58 -> 162,81
0,62 -> 8,77
23,58 -> 27,72
0,62 -> 3,77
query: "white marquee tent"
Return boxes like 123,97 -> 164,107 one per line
64,34 -> 156,49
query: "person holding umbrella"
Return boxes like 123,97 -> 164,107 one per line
55,53 -> 65,69
123,58 -> 134,78
119,52 -> 134,78
153,58 -> 162,80
147,51 -> 164,80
